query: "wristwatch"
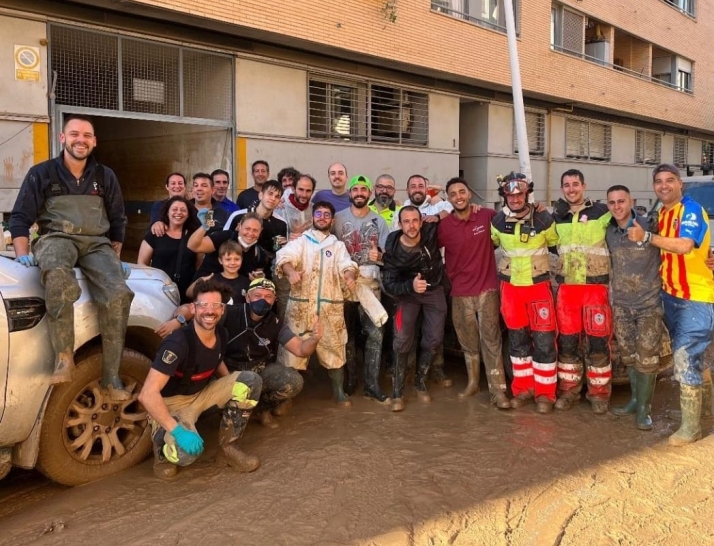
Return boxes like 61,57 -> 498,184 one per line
175,314 -> 187,325
642,231 -> 652,245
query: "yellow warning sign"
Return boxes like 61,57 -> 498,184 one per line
14,45 -> 41,82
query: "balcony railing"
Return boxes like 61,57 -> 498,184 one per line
431,1 -> 509,33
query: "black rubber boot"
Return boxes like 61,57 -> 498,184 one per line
151,426 -> 178,480
611,366 -> 637,417
668,384 -> 703,447
635,371 -> 656,431
217,402 -> 260,472
363,347 -> 388,403
343,350 -> 358,396
328,367 -> 351,407
415,351 -> 434,403
390,352 -> 409,411
430,347 -> 453,387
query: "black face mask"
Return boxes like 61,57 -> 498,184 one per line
249,298 -> 272,317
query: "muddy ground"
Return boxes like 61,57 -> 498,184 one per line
1,362 -> 713,546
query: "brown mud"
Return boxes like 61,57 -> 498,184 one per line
1,362 -> 713,546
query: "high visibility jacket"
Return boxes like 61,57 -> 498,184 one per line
552,199 -> 611,285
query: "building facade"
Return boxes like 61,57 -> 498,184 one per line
0,0 -> 712,249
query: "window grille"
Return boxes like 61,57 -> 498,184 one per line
308,76 -> 428,146
673,136 -> 688,167
702,141 -> 714,164
430,0 -> 519,33
635,131 -> 662,164
513,110 -> 545,156
565,118 -> 611,161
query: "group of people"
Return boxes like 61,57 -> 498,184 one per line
10,115 -> 714,484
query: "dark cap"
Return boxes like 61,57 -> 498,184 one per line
652,163 -> 681,181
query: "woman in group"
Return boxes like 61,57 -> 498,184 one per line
138,196 -> 202,303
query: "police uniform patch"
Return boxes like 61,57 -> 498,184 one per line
538,307 -> 549,319
162,350 -> 178,365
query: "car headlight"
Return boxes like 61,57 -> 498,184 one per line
162,282 -> 181,307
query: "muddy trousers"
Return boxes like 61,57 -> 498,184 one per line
500,282 -> 557,402
344,302 -> 385,398
452,290 -> 508,395
151,371 -> 262,467
253,363 -> 304,413
612,302 -> 663,374
556,284 -> 612,401
33,233 -> 134,389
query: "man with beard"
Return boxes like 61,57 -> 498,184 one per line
382,206 -> 448,412
438,177 -> 511,408
491,173 -> 559,413
276,202 -> 359,406
369,174 -> 401,226
333,175 -> 391,403
139,278 -> 263,480
237,160 -> 270,209
391,174 -> 453,229
628,164 -> 714,446
211,169 -> 239,215
273,174 -> 315,319
552,169 -> 613,414
11,115 -> 134,397
277,166 -> 300,191
312,162 -> 351,212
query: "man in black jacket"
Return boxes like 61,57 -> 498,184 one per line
382,206 -> 447,412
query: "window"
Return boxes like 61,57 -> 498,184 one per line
551,4 -> 584,55
635,131 -> 662,164
651,52 -> 693,93
513,111 -> 545,156
701,141 -> 714,165
664,0 -> 695,17
431,0 -> 519,33
673,136 -> 688,167
308,77 -> 428,146
565,118 -> 611,161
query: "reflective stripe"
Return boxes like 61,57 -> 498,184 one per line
532,361 -> 556,371
589,377 -> 611,386
511,356 -> 532,365
558,372 -> 580,381
588,364 -> 612,373
513,368 -> 534,378
558,244 -> 610,257
558,362 -> 581,371
501,246 -> 549,257
640,355 -> 659,366
535,375 -> 557,385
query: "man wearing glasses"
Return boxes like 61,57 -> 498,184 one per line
139,278 -> 263,480
276,201 -> 359,406
369,174 -> 401,227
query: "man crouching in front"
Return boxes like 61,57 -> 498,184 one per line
139,278 -> 262,480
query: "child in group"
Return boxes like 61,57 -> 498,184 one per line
186,240 -> 250,305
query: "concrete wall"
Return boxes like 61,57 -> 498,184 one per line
428,93 -> 460,151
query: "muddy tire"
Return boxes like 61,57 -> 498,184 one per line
36,348 -> 153,486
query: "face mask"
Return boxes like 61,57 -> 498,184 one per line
238,235 -> 257,249
249,298 -> 272,317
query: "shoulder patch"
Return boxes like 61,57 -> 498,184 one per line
162,350 -> 178,365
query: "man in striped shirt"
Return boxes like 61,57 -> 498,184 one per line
628,164 -> 714,446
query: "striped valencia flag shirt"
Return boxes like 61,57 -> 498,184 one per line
658,195 -> 714,303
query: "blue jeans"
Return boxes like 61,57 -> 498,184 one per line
661,291 -> 714,386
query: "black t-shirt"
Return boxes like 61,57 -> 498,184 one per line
192,230 -> 270,281
214,273 -> 250,305
236,187 -> 260,210
143,231 -> 196,303
152,326 -> 227,397
223,304 -> 295,371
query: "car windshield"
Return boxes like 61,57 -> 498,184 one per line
684,186 -> 714,216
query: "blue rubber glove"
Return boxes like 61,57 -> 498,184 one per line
121,262 -> 131,279
15,254 -> 37,267
197,208 -> 210,231
172,424 -> 204,456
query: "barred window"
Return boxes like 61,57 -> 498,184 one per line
513,111 -> 545,156
702,141 -> 714,164
431,0 -> 520,33
673,136 -> 688,167
308,77 -> 428,146
635,131 -> 662,164
565,118 -> 611,161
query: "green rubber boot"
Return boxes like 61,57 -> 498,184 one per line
328,367 -> 352,407
611,366 -> 637,417
668,384 -> 703,447
635,371 -> 656,431
666,368 -> 713,421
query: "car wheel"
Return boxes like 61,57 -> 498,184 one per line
36,348 -> 152,486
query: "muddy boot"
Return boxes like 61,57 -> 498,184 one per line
363,355 -> 389,404
555,391 -> 580,411
343,349 -> 358,397
492,392 -> 511,409
667,369 -> 713,422
535,396 -> 554,414
510,392 -> 533,409
217,403 -> 260,472
459,353 -> 480,399
328,368 -> 351,407
590,399 -> 609,414
151,427 -> 178,480
430,348 -> 453,388
415,351 -> 434,403
271,399 -> 293,417
611,366 -> 637,417
256,410 -> 279,429
391,352 -> 408,412
99,300 -> 132,401
50,350 -> 76,385
668,384 -> 702,446
635,371 -> 656,431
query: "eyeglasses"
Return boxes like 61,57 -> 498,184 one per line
314,211 -> 332,218
375,185 -> 395,191
195,302 -> 225,310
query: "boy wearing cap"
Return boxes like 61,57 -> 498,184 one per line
333,175 -> 391,403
